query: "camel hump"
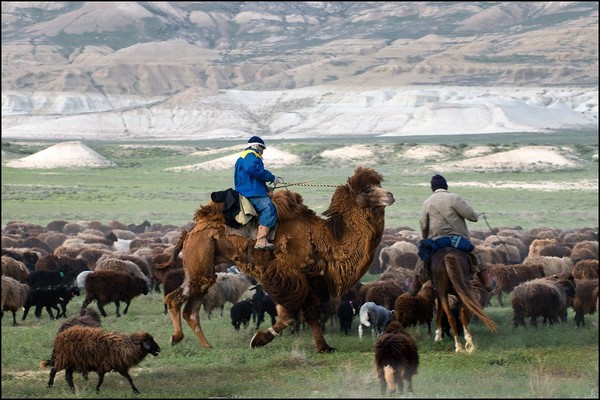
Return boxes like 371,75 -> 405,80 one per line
272,190 -> 314,221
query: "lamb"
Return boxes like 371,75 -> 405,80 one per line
41,326 -> 161,394
572,279 -> 599,327
336,299 -> 355,335
22,285 -> 81,320
81,270 -> 149,317
1,275 -> 30,326
393,280 -> 436,334
511,272 -> 576,327
358,301 -> 395,339
374,320 -> 419,395
230,298 -> 254,331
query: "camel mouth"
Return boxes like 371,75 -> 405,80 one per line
384,193 -> 395,206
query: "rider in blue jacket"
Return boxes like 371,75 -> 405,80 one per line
234,136 -> 283,250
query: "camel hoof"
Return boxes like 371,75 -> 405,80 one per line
170,334 -> 183,346
250,331 -> 274,348
317,346 -> 336,353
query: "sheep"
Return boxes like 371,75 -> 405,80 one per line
57,306 -> 102,333
393,280 -> 436,334
162,268 -> 185,314
523,255 -> 573,276
201,272 -> 257,319
81,270 -> 149,317
336,299 -> 355,335
1,255 -> 29,283
27,266 -> 77,289
360,280 -> 405,310
358,301 -> 395,339
41,326 -> 161,394
22,285 -> 81,320
1,248 -> 40,271
572,279 -> 599,327
230,298 -> 254,331
76,270 -> 93,289
570,240 -> 598,262
374,320 -> 419,395
1,275 -> 30,326
35,254 -> 89,275
487,263 -> 546,306
511,273 -> 576,327
572,259 -> 599,280
528,238 -> 558,257
94,254 -> 149,287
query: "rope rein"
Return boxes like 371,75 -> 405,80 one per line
272,179 -> 339,189
480,212 -> 511,254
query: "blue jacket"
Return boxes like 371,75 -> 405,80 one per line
234,148 -> 275,197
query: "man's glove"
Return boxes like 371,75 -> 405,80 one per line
273,176 -> 285,185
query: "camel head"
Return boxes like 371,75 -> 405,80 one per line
346,166 -> 395,208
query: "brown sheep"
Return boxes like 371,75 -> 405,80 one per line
374,320 -> 419,395
1,255 -> 29,283
570,240 -> 599,262
572,279 -> 599,327
81,270 -> 149,317
94,254 -> 149,288
361,280 -> 405,310
57,306 -> 102,334
528,238 -> 557,257
1,275 -> 30,326
511,273 -> 576,327
41,326 -> 160,394
572,259 -> 599,280
539,244 -> 572,258
394,280 -> 436,334
487,263 -> 546,306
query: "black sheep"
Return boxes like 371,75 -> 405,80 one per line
336,299 -> 355,335
230,298 -> 254,331
22,285 -> 80,320
27,266 -> 77,289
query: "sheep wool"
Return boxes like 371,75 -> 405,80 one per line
41,326 -> 160,394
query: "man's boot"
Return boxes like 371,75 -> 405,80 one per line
255,225 -> 275,250
477,269 -> 497,293
407,276 -> 421,297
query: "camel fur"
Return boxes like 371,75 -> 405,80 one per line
165,166 -> 395,353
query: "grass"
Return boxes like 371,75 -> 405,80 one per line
1,289 -> 598,398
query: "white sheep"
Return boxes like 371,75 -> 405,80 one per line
202,272 -> 256,319
358,301 -> 394,339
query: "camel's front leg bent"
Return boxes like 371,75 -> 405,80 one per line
251,304 -> 290,348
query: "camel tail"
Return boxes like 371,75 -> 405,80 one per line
383,365 -> 396,392
445,253 -> 497,333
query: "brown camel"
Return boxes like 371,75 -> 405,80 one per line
165,166 -> 395,352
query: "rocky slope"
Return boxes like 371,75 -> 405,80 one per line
1,2 -> 598,140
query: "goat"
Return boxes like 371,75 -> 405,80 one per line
41,326 -> 160,394
1,275 -> 30,326
22,285 -> 80,320
358,301 -> 394,339
82,270 -> 149,317
374,320 -> 419,395
393,280 -> 436,334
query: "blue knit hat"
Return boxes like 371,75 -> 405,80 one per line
248,136 -> 266,149
430,174 -> 448,191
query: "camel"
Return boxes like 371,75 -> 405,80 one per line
165,166 -> 395,353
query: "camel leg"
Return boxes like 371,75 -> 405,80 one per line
182,294 -> 212,348
166,286 -> 187,345
251,304 -> 290,348
307,318 -> 335,353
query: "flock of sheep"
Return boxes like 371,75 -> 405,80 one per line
1,218 -> 598,395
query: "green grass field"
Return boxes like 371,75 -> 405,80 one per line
1,288 -> 598,398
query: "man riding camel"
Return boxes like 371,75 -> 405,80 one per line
408,174 -> 496,296
234,135 -> 284,250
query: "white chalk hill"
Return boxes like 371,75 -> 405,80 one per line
6,141 -> 116,169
